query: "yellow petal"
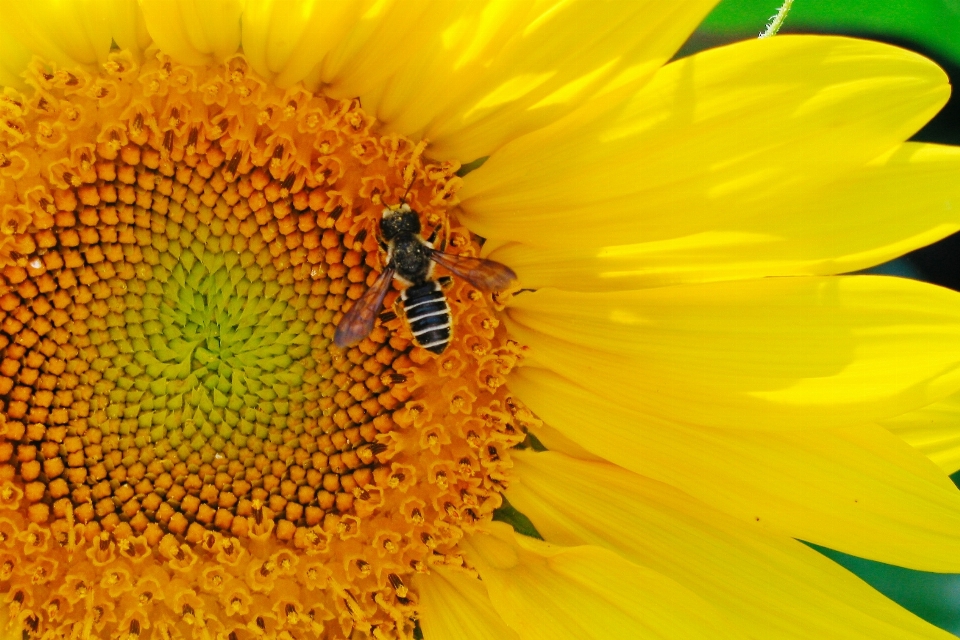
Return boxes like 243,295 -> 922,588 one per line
510,366 -> 960,571
524,421 -> 604,462
0,0 -> 119,68
508,450 -> 957,640
506,276 -> 960,430
462,522 -> 747,640
414,565 -> 520,640
881,392 -> 960,475
487,142 -> 960,290
459,36 -> 950,246
104,0 -> 152,60
0,0 -> 151,76
240,0 -> 367,89
319,1 -> 488,99
140,0 -> 241,66
0,17 -> 32,90
324,0 -> 719,162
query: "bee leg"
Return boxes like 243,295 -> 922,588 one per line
379,296 -> 401,323
427,217 -> 451,251
438,276 -> 454,289
376,237 -> 391,267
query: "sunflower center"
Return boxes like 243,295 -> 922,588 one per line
0,59 -> 420,544
0,51 -> 525,640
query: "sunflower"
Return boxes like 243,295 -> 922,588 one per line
2,0 -> 960,638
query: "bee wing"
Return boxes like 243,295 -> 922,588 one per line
430,251 -> 517,292
334,266 -> 396,348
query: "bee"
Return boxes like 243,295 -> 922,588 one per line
334,204 -> 517,354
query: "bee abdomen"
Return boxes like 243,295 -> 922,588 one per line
401,282 -> 451,354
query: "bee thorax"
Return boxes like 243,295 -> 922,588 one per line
392,238 -> 433,282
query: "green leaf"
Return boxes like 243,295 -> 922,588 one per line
492,499 -> 543,540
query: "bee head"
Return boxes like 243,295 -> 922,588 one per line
380,204 -> 421,240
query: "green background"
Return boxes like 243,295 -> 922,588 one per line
700,0 -> 960,61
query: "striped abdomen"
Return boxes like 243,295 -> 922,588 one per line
401,281 -> 451,354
